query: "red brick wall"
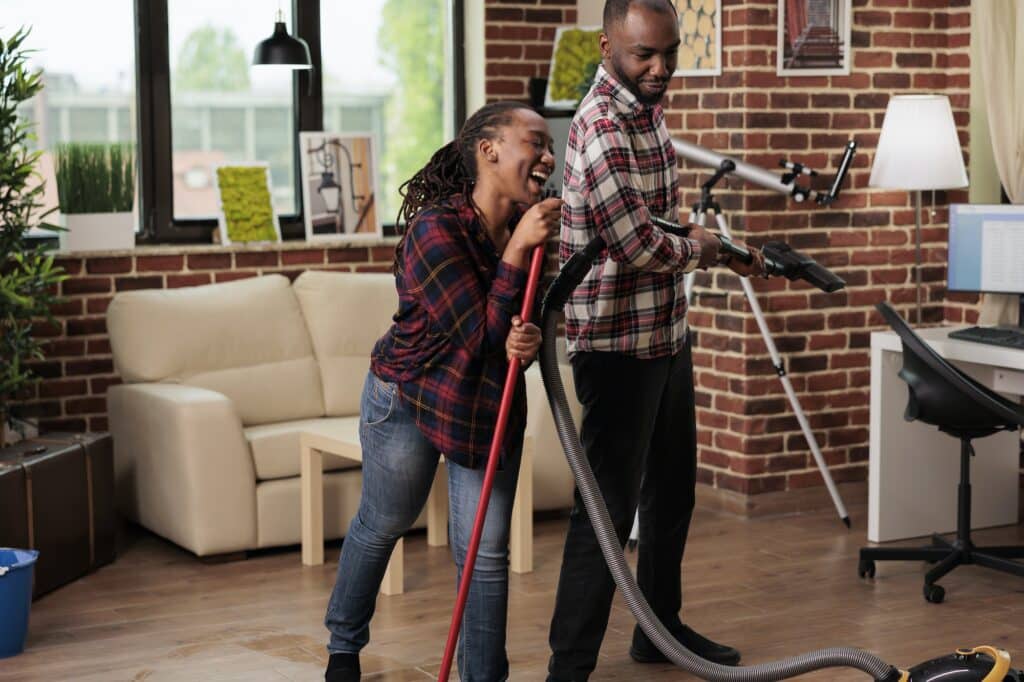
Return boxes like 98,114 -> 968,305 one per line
17,245 -> 393,434
672,0 -> 974,496
484,0 -> 577,101
16,0 -> 1002,502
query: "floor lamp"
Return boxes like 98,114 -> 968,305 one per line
869,95 -> 968,325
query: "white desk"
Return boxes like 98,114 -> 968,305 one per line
869,326 -> 1023,542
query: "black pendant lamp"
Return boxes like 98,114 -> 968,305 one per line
253,9 -> 312,69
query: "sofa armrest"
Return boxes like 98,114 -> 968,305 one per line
108,383 -> 257,556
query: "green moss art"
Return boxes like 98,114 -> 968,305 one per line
215,166 -> 279,243
548,28 -> 603,105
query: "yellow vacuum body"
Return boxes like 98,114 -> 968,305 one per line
903,646 -> 1021,682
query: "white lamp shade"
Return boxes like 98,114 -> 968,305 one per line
868,95 -> 968,191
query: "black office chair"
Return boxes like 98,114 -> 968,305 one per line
859,302 -> 1024,603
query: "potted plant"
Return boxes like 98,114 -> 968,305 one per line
54,142 -> 136,252
1,27 -> 66,445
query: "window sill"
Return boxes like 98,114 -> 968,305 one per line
54,236 -> 401,257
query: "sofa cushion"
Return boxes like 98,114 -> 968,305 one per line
245,417 -> 363,481
293,271 -> 398,417
107,274 -> 325,426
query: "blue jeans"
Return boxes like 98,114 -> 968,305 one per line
325,371 -> 522,682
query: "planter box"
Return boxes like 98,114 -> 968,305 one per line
59,212 -> 135,252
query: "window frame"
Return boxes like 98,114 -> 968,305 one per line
135,0 -> 464,244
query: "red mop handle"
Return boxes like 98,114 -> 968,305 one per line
438,243 -> 546,681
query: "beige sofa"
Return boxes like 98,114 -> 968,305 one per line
106,271 -> 578,557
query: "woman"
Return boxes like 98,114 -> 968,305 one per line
324,101 -> 562,682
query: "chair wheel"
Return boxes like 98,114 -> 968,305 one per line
858,559 -> 875,579
923,583 -> 945,603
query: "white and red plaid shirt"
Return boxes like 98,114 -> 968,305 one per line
560,65 -> 702,359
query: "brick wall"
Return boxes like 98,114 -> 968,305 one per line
14,0 -> 1005,507
484,0 -> 577,101
17,243 -> 393,434
671,0 -> 975,498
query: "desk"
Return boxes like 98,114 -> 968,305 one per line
869,326 -> 1023,542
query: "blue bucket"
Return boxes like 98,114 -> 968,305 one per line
0,548 -> 39,658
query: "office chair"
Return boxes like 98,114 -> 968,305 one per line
859,302 -> 1024,603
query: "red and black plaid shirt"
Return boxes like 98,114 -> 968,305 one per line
561,65 -> 703,359
371,194 -> 527,468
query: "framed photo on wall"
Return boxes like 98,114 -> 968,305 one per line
213,163 -> 281,245
777,0 -> 852,76
544,26 -> 603,109
299,132 -> 382,241
672,0 -> 722,77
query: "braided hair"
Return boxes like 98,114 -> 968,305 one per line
393,100 -> 534,273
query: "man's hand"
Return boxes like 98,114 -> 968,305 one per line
506,315 -> 542,368
688,225 -> 721,269
725,240 -> 768,278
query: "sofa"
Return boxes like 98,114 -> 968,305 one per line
106,271 -> 579,557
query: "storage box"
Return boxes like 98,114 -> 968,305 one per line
0,433 -> 115,598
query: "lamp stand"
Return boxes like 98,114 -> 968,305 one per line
914,189 -> 923,325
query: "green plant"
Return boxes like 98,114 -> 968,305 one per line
548,28 -> 603,104
216,166 -> 278,242
1,27 -> 67,444
55,142 -> 135,214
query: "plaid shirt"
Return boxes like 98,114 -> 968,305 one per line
561,65 -> 702,359
371,194 -> 527,468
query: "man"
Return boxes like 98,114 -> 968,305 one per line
547,1 -> 764,680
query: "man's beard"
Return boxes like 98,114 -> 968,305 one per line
609,55 -> 666,106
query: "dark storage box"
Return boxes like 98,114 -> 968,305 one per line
0,433 -> 115,598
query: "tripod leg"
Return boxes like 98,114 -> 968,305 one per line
712,211 -> 850,526
683,209 -> 701,307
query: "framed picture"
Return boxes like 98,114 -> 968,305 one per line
213,163 -> 281,245
299,132 -> 382,241
777,0 -> 851,76
672,0 -> 722,76
545,26 -> 603,109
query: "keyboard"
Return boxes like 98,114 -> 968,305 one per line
948,325 -> 1024,350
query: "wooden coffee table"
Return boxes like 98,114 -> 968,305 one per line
299,429 -> 534,596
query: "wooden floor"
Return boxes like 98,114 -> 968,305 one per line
4,503 -> 1024,681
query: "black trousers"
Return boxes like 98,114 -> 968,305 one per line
547,343 -> 698,681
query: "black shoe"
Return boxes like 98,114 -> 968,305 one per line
629,622 -> 741,666
326,652 -> 360,681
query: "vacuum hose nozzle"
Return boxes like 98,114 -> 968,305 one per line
761,241 -> 845,293
648,216 -> 846,293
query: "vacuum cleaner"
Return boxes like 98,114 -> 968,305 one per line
438,139 -> 1022,681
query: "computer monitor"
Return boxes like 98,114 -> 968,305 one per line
948,204 -> 1024,296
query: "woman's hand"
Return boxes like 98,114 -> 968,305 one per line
503,197 -> 562,269
506,315 -> 542,368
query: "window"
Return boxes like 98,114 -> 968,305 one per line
320,0 -> 455,226
8,1 -> 462,243
2,0 -> 137,232
168,1 -> 297,219
139,0 -> 463,243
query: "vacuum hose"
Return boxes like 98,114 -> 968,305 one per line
538,234 -> 901,682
